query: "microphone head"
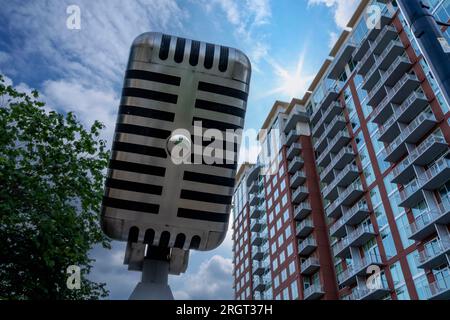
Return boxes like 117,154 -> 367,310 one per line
101,32 -> 252,251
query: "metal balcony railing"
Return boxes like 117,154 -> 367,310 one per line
320,146 -> 355,182
316,130 -> 351,167
392,135 -> 447,184
417,239 -> 450,269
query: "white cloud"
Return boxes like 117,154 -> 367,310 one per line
1,0 -> 188,90
196,0 -> 272,69
308,0 -> 360,29
42,80 -> 119,144
328,31 -> 339,49
172,255 -> 234,300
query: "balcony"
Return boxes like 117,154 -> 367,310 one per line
398,179 -> 424,208
420,157 -> 450,190
400,158 -> 450,208
378,91 -> 428,143
367,56 -> 412,107
294,203 -> 312,221
315,116 -> 347,152
373,73 -> 421,124
328,40 -> 358,80
333,237 -> 351,259
290,170 -> 307,188
296,218 -> 314,238
252,243 -> 269,261
333,225 -> 376,259
286,129 -> 300,146
246,164 -> 261,187
303,283 -> 324,300
288,156 -> 304,174
320,147 -> 355,184
292,186 -> 308,204
326,180 -> 364,219
312,102 -> 343,138
287,143 -> 301,160
358,26 -> 400,76
378,113 -> 400,143
417,239 -> 450,269
363,40 -> 404,92
353,10 -> 394,61
393,90 -> 429,124
250,219 -> 265,232
298,238 -> 317,256
253,275 -> 271,292
409,200 -> 450,241
250,204 -> 264,219
330,200 -> 370,238
251,232 -> 266,246
300,257 -> 320,275
323,164 -> 359,202
317,84 -> 341,114
284,105 -> 309,134
317,131 -> 351,168
352,279 -> 391,300
385,108 -> 437,163
424,274 -> 450,300
392,135 -> 448,185
347,224 -> 377,248
337,254 -> 384,287
252,261 -> 268,276
249,193 -> 263,206
333,224 -> 376,259
249,181 -> 258,194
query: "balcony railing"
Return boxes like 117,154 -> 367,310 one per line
294,203 -> 312,221
286,129 -> 300,147
423,272 -> 450,300
287,143 -> 302,160
314,115 -> 346,151
409,199 -> 450,241
290,170 -> 307,188
316,130 -> 351,167
359,26 -> 398,74
350,278 -> 390,300
372,73 -> 420,124
385,107 -> 436,163
300,257 -> 320,275
400,158 -> 450,208
417,239 -> 450,269
298,238 -> 317,256
296,218 -> 314,238
312,102 -> 343,137
288,156 -> 304,174
392,135 -> 447,184
292,186 -> 309,204
337,253 -> 383,286
303,283 -> 324,300
320,146 -> 355,183
326,180 -> 364,218
330,200 -> 370,238
322,163 -> 359,201
333,224 -> 376,258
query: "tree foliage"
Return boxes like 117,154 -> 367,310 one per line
0,74 -> 111,299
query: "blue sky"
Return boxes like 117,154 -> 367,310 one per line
0,0 -> 360,299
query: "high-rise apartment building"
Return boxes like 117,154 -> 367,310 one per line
232,0 -> 450,300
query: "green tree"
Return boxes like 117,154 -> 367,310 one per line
0,74 -> 111,299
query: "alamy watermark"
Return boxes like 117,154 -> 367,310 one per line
66,265 -> 81,290
166,122 -> 280,177
66,5 -> 81,30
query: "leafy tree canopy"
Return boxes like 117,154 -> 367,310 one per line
0,74 -> 111,299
